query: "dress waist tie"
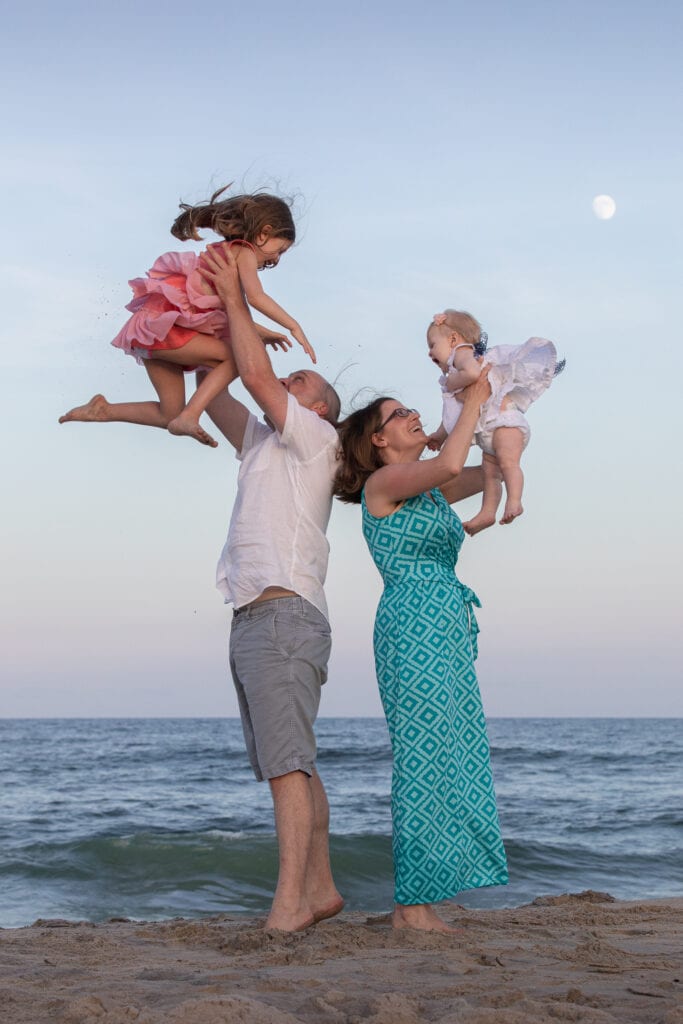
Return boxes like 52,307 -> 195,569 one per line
455,581 -> 481,660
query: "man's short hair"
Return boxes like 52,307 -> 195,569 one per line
320,381 -> 341,425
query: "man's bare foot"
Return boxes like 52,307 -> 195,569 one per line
463,512 -> 496,536
264,907 -> 316,932
500,501 -> 523,525
167,413 -> 218,447
59,394 -> 110,424
311,893 -> 345,924
392,903 -> 462,934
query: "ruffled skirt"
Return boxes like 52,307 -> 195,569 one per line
110,250 -> 229,367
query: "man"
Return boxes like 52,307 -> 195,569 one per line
199,245 -> 343,932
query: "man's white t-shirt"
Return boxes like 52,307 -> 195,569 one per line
216,393 -> 339,621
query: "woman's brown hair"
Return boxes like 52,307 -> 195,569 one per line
171,184 -> 296,244
333,397 -> 392,504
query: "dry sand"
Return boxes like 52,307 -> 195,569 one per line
1,892 -> 681,1024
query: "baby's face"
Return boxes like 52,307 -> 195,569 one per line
427,326 -> 454,371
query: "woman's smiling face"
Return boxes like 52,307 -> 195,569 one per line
374,401 -> 427,453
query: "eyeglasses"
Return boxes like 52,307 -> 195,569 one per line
377,407 -> 419,431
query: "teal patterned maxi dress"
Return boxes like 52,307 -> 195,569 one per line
362,487 -> 508,905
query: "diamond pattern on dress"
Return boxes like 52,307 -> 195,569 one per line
363,488 -> 508,905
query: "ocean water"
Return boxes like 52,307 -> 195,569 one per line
0,718 -> 681,929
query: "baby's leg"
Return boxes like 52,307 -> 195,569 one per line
463,454 -> 503,536
493,426 -> 526,524
58,361 -> 186,431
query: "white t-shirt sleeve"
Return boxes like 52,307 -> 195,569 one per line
237,413 -> 272,461
279,393 -> 338,461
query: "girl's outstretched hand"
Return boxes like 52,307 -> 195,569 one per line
290,324 -> 317,364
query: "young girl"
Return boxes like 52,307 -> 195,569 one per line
59,186 -> 315,447
427,309 -> 563,534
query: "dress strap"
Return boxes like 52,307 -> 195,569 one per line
446,343 -> 476,374
228,239 -> 256,252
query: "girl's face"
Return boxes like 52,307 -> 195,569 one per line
253,229 -> 292,269
427,325 -> 458,372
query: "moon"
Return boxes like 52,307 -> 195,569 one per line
592,194 -> 616,220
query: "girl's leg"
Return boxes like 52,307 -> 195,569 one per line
493,426 -> 526,524
463,453 -> 504,536
150,333 -> 238,445
58,361 -> 187,431
167,359 -> 237,443
392,903 -> 461,933
59,332 -> 236,446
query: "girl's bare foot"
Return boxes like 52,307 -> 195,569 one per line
463,512 -> 496,536
167,413 -> 218,447
59,394 -> 110,423
392,903 -> 462,934
500,501 -> 523,524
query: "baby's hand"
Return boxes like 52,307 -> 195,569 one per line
426,432 -> 444,451
290,324 -> 317,364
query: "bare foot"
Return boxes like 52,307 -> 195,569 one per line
463,512 -> 496,536
500,501 -> 523,525
311,894 -> 345,924
59,394 -> 110,424
392,903 -> 463,934
264,908 -> 316,932
167,413 -> 218,447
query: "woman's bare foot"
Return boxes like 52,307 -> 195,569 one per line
167,413 -> 218,447
463,512 -> 496,536
59,394 -> 110,424
500,501 -> 523,524
392,903 -> 462,934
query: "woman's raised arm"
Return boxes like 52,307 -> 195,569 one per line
365,370 -> 490,516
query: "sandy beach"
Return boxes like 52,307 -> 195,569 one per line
1,891 -> 681,1024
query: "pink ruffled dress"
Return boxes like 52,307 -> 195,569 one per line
111,246 -> 236,370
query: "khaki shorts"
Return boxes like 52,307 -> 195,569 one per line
229,596 -> 331,782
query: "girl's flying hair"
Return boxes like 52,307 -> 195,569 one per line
171,185 -> 296,244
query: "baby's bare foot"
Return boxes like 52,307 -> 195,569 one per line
167,413 -> 217,447
463,512 -> 496,536
59,394 -> 110,424
500,502 -> 523,525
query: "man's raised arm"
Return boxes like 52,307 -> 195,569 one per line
199,246 -> 290,433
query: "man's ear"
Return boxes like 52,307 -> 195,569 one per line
311,400 -> 328,420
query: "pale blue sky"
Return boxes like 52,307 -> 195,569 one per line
2,0 -> 681,717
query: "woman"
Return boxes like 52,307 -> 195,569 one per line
334,373 -> 508,932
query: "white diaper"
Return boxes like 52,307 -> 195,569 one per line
475,407 -> 531,456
